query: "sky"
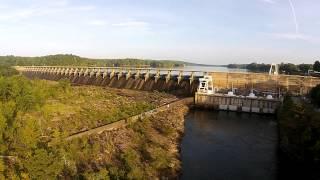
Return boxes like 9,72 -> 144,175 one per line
0,0 -> 319,65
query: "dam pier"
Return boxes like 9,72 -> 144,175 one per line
16,65 -> 320,114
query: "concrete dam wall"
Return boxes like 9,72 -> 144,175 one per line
209,72 -> 320,95
23,71 -> 199,96
17,66 -> 320,97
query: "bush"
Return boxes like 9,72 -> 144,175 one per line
309,84 -> 320,107
58,79 -> 71,93
0,66 -> 18,77
278,96 -> 320,162
121,148 -> 144,179
314,61 -> 320,72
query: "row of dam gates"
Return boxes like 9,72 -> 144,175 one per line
17,66 -> 200,96
16,66 -> 320,96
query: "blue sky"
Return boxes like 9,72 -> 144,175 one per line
0,0 -> 319,64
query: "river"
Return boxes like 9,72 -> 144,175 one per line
181,110 -> 278,180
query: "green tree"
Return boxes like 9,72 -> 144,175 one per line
0,66 -> 18,77
309,84 -> 320,107
122,148 -> 144,179
314,61 -> 320,72
24,148 -> 64,179
298,64 -> 312,74
279,63 -> 299,74
83,169 -> 110,180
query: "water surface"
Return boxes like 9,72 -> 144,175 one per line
181,110 -> 278,180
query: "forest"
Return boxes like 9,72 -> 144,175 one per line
228,62 -> 315,75
0,54 -> 185,68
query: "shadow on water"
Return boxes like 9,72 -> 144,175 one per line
181,110 -> 278,180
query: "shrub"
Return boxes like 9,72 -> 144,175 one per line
309,84 -> 320,107
0,66 -> 18,77
58,79 -> 71,93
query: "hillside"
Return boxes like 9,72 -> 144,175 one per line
0,54 -> 187,68
0,75 -> 187,179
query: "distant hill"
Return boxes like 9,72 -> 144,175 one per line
0,54 -> 190,68
185,62 -> 227,67
228,63 -> 313,75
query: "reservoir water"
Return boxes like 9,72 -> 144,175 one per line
181,110 -> 278,180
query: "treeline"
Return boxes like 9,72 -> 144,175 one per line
228,63 -> 314,75
0,54 -> 185,68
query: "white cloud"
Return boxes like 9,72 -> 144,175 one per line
0,4 -> 8,9
112,21 -> 149,28
270,33 -> 320,43
70,5 -> 95,11
89,20 -> 107,26
260,0 -> 276,4
53,0 -> 69,7
0,2 -> 95,22
0,9 -> 36,21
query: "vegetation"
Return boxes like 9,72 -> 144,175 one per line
278,92 -> 320,179
62,103 -> 188,179
24,84 -> 166,135
228,62 -> 314,75
0,65 -> 184,179
309,84 -> 320,107
313,61 -> 320,72
278,97 -> 320,162
0,54 -> 185,68
0,75 -> 63,179
0,66 -> 18,77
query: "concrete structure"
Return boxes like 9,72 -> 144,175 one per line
198,76 -> 214,94
269,63 -> 279,75
195,70 -> 283,114
195,93 -> 281,114
208,71 -> 320,96
16,66 -> 201,96
15,66 -> 320,96
16,66 -> 203,85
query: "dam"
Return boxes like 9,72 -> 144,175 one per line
16,65 -> 320,113
17,66 -> 201,96
14,65 -> 320,179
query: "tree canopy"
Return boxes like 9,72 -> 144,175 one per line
228,62 -> 314,75
313,61 -> 320,72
